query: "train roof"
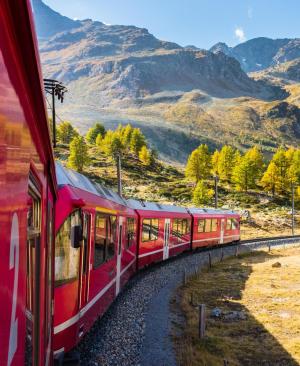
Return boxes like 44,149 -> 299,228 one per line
188,207 -> 239,215
126,198 -> 189,214
55,162 -> 128,207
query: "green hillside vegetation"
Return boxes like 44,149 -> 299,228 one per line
55,121 -> 300,238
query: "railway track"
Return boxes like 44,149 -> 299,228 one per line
73,235 -> 300,366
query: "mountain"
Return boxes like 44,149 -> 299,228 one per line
31,0 -> 81,39
32,0 -> 300,162
210,37 -> 300,72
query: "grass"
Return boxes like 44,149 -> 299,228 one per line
172,246 -> 300,366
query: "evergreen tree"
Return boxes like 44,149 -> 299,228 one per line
130,128 -> 146,155
57,121 -> 79,144
185,144 -> 211,183
86,123 -> 106,144
68,136 -> 89,173
192,180 -> 214,206
217,145 -> 236,181
139,146 -> 151,166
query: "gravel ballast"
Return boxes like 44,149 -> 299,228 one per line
75,238 -> 300,366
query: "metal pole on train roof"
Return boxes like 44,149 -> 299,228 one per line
117,154 -> 122,197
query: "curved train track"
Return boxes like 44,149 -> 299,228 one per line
65,235 -> 300,366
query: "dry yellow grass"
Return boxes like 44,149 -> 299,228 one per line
173,246 -> 300,366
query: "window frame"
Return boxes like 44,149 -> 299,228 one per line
142,218 -> 159,242
126,217 -> 135,248
197,219 -> 205,233
93,212 -> 117,269
54,209 -> 82,287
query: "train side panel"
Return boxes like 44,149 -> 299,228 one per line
0,1 -> 56,365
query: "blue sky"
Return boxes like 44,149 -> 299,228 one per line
44,0 -> 300,49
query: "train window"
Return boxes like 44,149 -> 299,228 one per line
126,217 -> 135,248
232,219 -> 239,230
197,219 -> 205,233
107,216 -> 116,260
142,218 -> 159,242
226,219 -> 232,230
172,219 -> 190,242
211,219 -> 218,232
94,214 -> 117,268
55,210 -> 81,286
205,219 -> 212,233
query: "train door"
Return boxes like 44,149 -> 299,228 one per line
116,217 -> 123,296
79,212 -> 91,309
220,219 -> 225,244
163,219 -> 170,260
26,174 -> 42,366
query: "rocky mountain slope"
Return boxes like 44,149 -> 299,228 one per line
33,0 -> 300,162
210,38 -> 300,72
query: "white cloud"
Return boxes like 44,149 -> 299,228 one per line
235,27 -> 246,42
247,6 -> 253,19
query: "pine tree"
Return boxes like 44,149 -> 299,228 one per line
130,128 -> 146,155
68,136 -> 90,173
192,180 -> 214,206
139,146 -> 151,166
86,123 -> 106,144
185,144 -> 211,183
57,121 -> 79,144
217,145 -> 236,181
120,124 -> 133,148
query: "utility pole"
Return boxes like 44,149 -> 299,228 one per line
44,79 -> 67,148
214,175 -> 219,209
292,182 -> 295,236
117,154 -> 122,197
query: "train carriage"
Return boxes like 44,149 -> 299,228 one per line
53,163 -> 138,356
0,1 -> 57,365
189,208 -> 240,249
127,200 -> 192,269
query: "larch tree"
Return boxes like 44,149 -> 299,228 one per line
185,144 -> 211,183
271,147 -> 289,193
139,146 -> 151,166
260,161 -> 279,196
57,121 -> 79,144
192,180 -> 214,206
130,128 -> 146,156
287,149 -> 300,185
86,122 -> 106,144
68,136 -> 90,173
211,150 -> 220,176
217,145 -> 236,181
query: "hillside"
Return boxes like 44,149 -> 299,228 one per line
33,0 -> 300,162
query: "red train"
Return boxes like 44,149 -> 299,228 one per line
53,164 -> 240,358
0,2 -> 240,364
0,1 -> 56,365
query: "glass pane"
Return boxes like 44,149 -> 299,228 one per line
142,219 -> 151,242
55,212 -> 80,285
211,219 -> 218,232
107,216 -> 116,260
205,219 -> 212,233
226,219 -> 232,230
94,215 -> 106,268
151,219 -> 159,240
198,219 -> 205,233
